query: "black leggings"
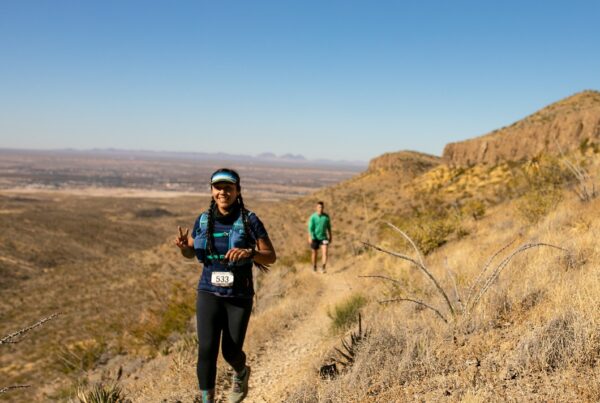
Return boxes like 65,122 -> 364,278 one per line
196,291 -> 253,390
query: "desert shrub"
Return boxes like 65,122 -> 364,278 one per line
385,197 -> 464,255
132,282 -> 195,351
75,382 -> 129,403
406,215 -> 458,254
461,198 -> 486,220
54,339 -> 107,374
513,157 -> 572,223
516,185 -> 563,224
327,294 -> 367,332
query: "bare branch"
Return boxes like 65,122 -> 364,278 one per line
361,241 -> 455,317
563,159 -> 586,181
554,138 -> 596,202
379,297 -> 448,323
470,243 -> 566,311
385,222 -> 425,266
465,238 -> 516,307
444,258 -> 463,314
358,275 -> 403,286
0,385 -> 31,394
0,313 -> 60,345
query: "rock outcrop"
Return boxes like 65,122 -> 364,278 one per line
443,90 -> 600,166
367,150 -> 441,179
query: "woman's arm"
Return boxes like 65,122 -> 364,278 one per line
225,236 -> 276,265
254,236 -> 276,265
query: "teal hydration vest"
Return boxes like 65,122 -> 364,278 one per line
193,209 -> 258,297
193,211 -> 256,267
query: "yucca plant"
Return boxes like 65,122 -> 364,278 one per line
320,313 -> 370,379
76,383 -> 129,403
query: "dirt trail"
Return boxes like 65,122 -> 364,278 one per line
246,265 -> 355,402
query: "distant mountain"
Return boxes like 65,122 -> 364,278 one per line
280,153 -> 306,161
257,152 -> 277,159
0,148 -> 367,169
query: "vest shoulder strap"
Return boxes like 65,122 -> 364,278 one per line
198,210 -> 253,235
198,212 -> 209,234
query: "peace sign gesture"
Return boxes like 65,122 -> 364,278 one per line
174,226 -> 192,250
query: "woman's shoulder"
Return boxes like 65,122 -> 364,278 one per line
243,210 -> 268,237
244,209 -> 260,223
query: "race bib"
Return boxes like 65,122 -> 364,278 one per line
211,271 -> 234,287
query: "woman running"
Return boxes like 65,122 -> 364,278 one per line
174,168 -> 276,403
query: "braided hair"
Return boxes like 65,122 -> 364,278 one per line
237,193 -> 269,272
205,198 -> 218,261
206,168 -> 270,272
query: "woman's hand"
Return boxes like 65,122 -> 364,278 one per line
174,227 -> 195,259
225,238 -> 276,271
174,226 -> 190,249
225,247 -> 253,262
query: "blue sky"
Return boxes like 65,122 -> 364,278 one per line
1,1 -> 599,161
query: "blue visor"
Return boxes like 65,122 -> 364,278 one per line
210,172 -> 238,184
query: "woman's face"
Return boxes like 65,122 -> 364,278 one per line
211,182 -> 239,212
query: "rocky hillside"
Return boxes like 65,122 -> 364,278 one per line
443,90 -> 600,165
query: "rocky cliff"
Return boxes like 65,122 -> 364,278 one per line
443,90 -> 600,166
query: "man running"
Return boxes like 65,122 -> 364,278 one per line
307,201 -> 332,273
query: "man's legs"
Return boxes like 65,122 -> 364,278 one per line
310,240 -> 319,271
321,244 -> 328,272
311,248 -> 318,271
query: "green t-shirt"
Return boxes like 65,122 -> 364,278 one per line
308,212 -> 331,241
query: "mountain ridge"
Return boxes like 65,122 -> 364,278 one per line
443,90 -> 600,166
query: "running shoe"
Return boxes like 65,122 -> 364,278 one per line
229,366 -> 250,403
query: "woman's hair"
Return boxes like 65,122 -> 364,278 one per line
206,168 -> 269,272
